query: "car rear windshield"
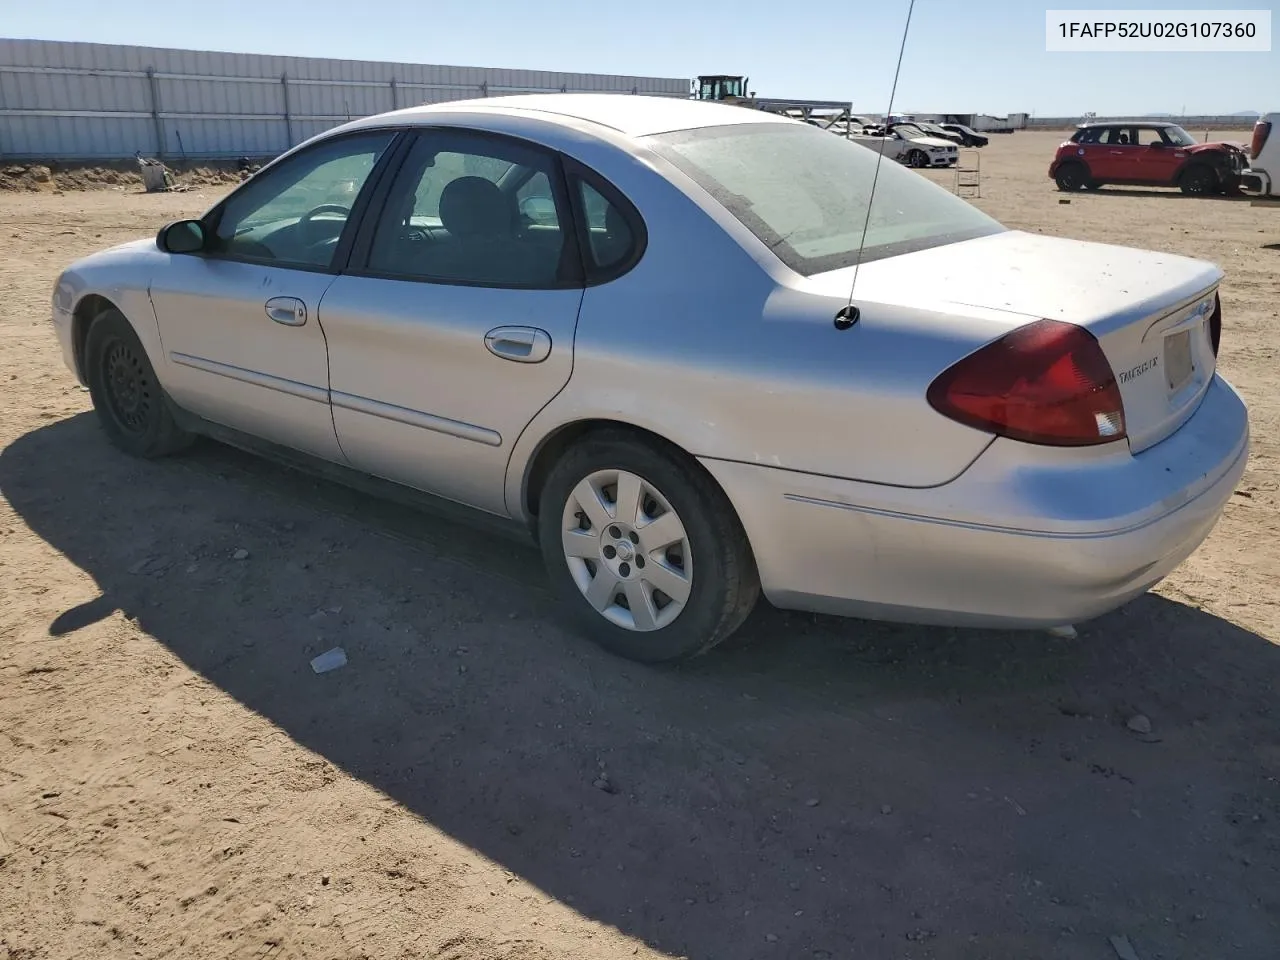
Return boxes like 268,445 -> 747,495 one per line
646,122 -> 1003,277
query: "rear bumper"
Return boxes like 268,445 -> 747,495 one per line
1240,169 -> 1271,196
701,374 -> 1249,629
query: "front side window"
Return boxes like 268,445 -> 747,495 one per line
647,122 -> 1003,277
1162,125 -> 1197,147
209,131 -> 395,268
364,131 -> 573,288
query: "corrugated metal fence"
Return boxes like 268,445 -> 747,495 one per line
0,38 -> 690,161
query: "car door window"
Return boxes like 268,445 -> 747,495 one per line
365,132 -> 573,288
208,131 -> 395,269
1101,127 -> 1137,146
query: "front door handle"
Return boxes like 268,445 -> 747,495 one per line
484,326 -> 551,364
265,296 -> 307,327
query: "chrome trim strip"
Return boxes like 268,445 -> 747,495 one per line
169,352 -> 329,404
330,390 -> 502,447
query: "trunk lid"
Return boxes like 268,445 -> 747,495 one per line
805,230 -> 1223,453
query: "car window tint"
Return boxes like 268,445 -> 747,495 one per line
365,132 -> 569,288
578,180 -> 635,272
210,132 -> 394,268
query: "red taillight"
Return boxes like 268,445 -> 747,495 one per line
1250,120 -> 1272,159
927,319 -> 1127,447
1209,293 -> 1221,357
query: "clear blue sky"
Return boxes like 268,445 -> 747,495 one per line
6,0 -> 1275,116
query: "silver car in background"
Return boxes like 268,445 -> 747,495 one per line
51,94 -> 1249,663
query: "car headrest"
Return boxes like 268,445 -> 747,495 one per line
439,176 -> 511,240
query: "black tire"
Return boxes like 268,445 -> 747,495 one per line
1179,164 -> 1217,195
1055,162 -> 1089,191
84,307 -> 193,459
537,430 -> 760,663
907,149 -> 929,168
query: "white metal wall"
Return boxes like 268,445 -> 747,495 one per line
0,39 -> 690,160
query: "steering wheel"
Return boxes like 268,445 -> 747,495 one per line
298,203 -> 351,236
295,203 -> 352,254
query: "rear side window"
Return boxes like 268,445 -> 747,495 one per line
575,178 -> 641,278
362,131 -> 575,288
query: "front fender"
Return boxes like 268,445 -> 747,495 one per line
54,239 -> 165,382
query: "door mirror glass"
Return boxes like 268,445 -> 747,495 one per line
158,219 -> 206,254
519,195 -> 557,225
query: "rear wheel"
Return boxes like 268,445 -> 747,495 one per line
84,307 -> 193,458
537,431 -> 760,663
1179,164 -> 1217,195
1055,162 -> 1089,191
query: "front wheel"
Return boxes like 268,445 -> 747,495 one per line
1055,162 -> 1089,191
907,149 -> 929,168
84,307 -> 193,458
1179,164 -> 1217,195
537,431 -> 760,663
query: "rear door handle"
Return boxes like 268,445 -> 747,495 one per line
484,326 -> 551,364
265,296 -> 307,326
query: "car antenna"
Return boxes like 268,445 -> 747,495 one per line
837,0 -> 917,331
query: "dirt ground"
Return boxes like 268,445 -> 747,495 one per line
1,130 -> 1277,960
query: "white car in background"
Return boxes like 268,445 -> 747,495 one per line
847,121 -> 959,168
1241,112 -> 1279,203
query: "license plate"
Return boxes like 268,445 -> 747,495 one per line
1165,329 -> 1193,391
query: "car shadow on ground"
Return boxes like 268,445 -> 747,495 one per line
4,413 -> 1278,959
1075,187 -> 1253,201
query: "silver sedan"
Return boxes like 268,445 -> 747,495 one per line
50,94 -> 1250,662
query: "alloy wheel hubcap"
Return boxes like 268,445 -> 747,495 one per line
561,469 -> 692,632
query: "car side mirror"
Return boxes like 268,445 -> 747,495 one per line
1150,141 -> 1165,149
519,196 -> 557,225
157,219 -> 206,254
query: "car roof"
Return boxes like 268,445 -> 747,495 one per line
349,93 -> 791,138
1076,120 -> 1180,129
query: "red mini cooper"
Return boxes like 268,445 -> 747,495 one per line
1050,121 -> 1248,195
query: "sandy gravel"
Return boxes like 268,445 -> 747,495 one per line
1,130 -> 1277,960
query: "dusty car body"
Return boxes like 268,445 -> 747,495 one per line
51,94 -> 1249,662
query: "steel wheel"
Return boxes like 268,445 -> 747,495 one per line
560,468 -> 692,632
101,337 -> 155,436
84,307 -> 193,459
